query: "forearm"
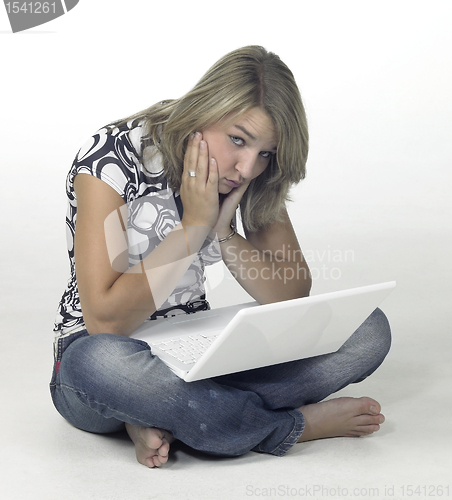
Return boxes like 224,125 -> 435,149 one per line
82,223 -> 211,336
219,232 -> 312,304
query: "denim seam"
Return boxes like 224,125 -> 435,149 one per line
56,382 -> 157,428
54,330 -> 89,363
259,408 -> 305,456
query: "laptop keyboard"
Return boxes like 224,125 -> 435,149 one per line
150,333 -> 219,365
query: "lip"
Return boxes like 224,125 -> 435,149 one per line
225,179 -> 242,188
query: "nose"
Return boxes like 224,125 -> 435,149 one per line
235,151 -> 259,180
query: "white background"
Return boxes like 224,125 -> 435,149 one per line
1,0 -> 451,307
0,1 -> 451,499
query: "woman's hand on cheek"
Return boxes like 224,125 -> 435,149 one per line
180,132 -> 220,230
213,179 -> 251,238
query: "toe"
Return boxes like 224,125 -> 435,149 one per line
143,456 -> 157,468
354,413 -> 384,427
362,397 -> 381,415
362,423 -> 381,434
350,424 -> 380,437
159,441 -> 170,458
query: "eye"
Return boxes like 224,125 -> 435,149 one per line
230,136 -> 245,146
259,151 -> 273,159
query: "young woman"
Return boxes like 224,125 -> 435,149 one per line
50,46 -> 391,468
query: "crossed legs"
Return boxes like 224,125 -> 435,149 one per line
52,308 -> 391,467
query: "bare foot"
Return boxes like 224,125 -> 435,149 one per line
125,423 -> 175,468
297,396 -> 385,442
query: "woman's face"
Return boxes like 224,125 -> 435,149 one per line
201,107 -> 278,194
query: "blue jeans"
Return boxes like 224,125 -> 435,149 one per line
50,308 -> 391,457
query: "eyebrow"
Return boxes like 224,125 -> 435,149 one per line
234,125 -> 256,141
233,125 -> 278,151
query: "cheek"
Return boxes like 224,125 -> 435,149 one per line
205,139 -> 230,172
203,138 -> 220,164
202,130 -> 223,152
252,161 -> 270,179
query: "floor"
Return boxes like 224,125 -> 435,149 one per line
1,197 -> 451,500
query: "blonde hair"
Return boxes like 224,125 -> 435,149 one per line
121,45 -> 308,232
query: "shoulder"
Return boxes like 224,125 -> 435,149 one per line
72,120 -> 141,174
69,120 -> 168,202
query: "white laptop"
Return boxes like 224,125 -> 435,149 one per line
131,281 -> 396,382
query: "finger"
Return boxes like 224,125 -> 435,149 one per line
226,178 -> 251,205
183,132 -> 200,178
236,178 -> 251,195
207,157 -> 219,188
215,179 -> 249,225
197,139 -> 210,180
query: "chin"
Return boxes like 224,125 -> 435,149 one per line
218,185 -> 233,195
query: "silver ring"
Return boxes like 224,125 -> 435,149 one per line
188,171 -> 196,177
